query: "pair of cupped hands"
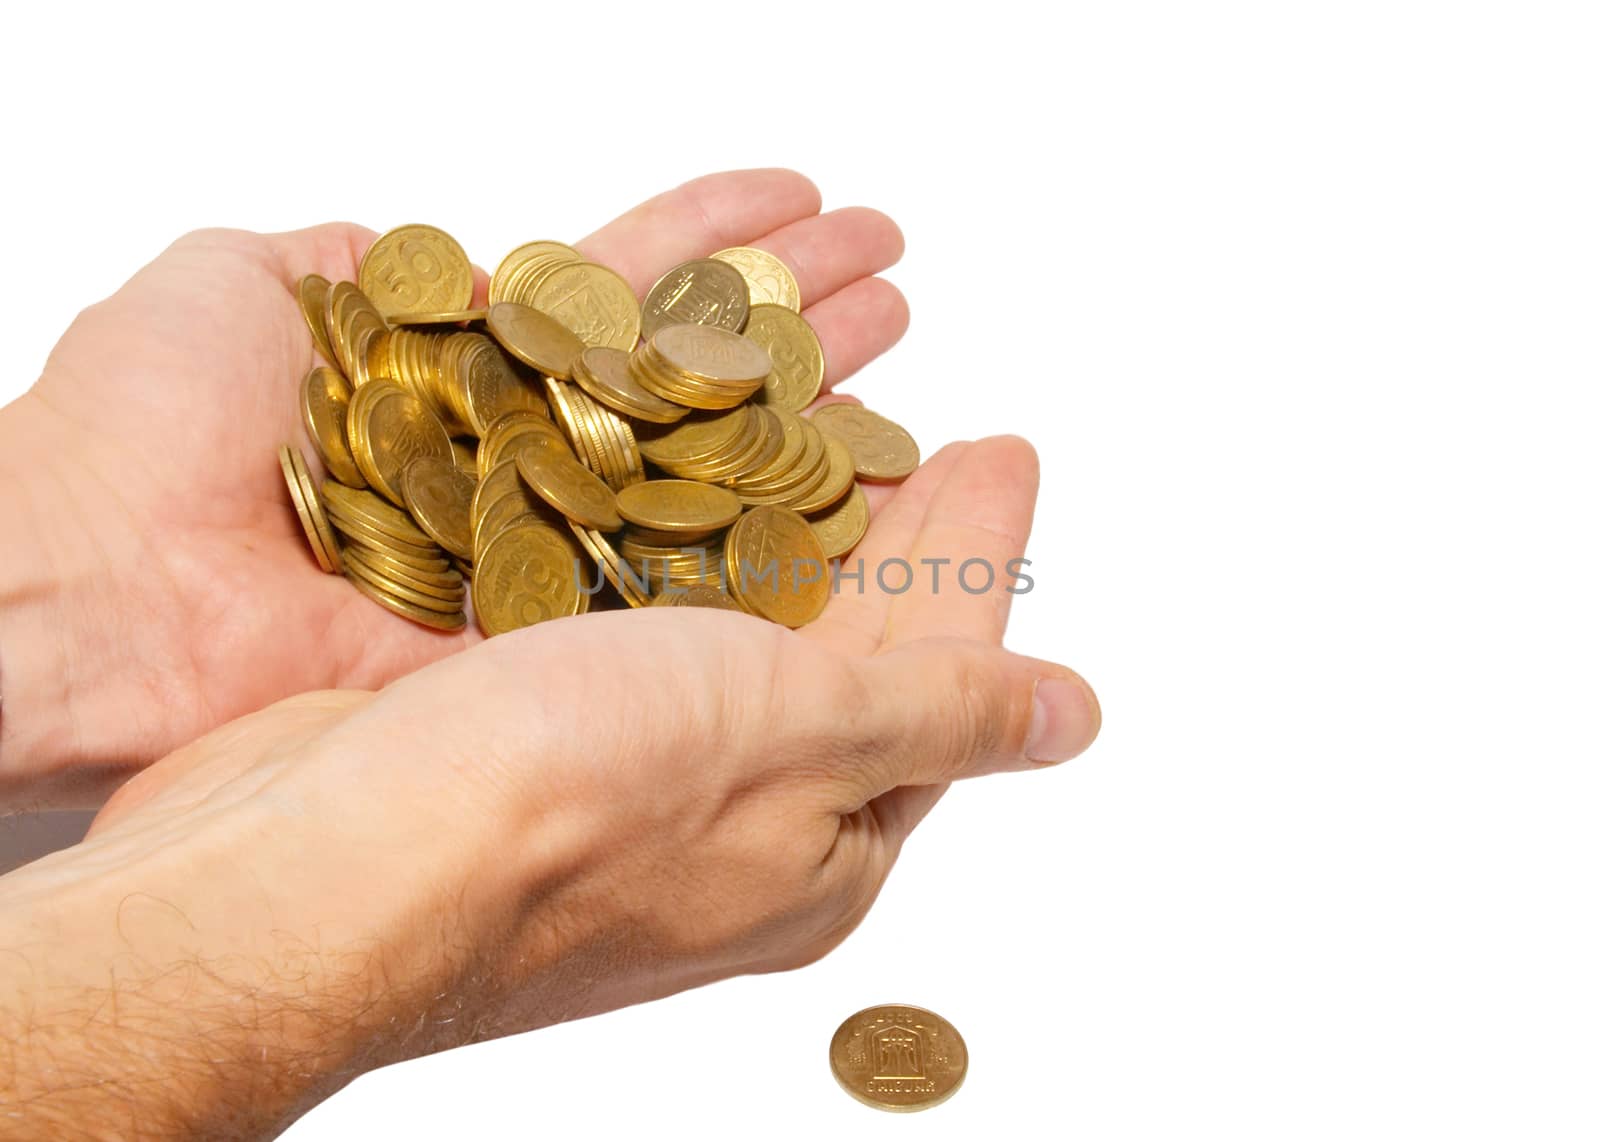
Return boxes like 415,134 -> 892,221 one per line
0,170 -> 1098,1133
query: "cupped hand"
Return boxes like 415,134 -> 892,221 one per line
28,428 -> 1097,1135
0,169 -> 910,804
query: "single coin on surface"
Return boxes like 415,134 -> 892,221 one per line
828,1004 -> 968,1113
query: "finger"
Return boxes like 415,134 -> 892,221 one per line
803,441 -> 973,654
804,277 -> 910,391
750,207 -> 904,308
846,637 -> 1100,800
265,222 -> 379,289
884,435 -> 1041,646
577,168 -> 823,296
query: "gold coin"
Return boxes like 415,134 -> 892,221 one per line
634,407 -> 750,468
567,523 -> 651,608
386,308 -> 488,327
515,439 -> 623,531
278,443 -> 338,574
652,323 -> 772,386
711,246 -> 801,311
471,458 -> 554,552
572,346 -> 688,424
806,482 -> 869,558
359,224 -> 474,319
344,547 -> 466,609
286,446 -> 344,575
530,262 -> 641,352
490,240 -> 581,306
322,478 -> 437,547
616,479 -> 742,532
639,258 -> 750,340
347,380 -> 453,505
297,273 -> 337,363
472,523 -> 583,635
790,432 -> 857,515
487,302 -> 586,380
343,566 -> 466,632
650,583 -> 743,610
743,304 -> 824,412
299,366 -> 366,488
326,281 -> 388,385
828,1004 -> 968,1113
809,405 -> 920,480
343,543 -> 464,594
725,505 -> 830,627
461,337 -> 542,435
400,456 -> 476,559
479,412 -> 569,473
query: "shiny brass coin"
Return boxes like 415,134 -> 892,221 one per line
487,302 -> 586,380
324,508 -> 446,566
343,566 -> 467,632
327,281 -> 388,385
401,456 -> 476,559
515,439 -> 623,531
806,482 -> 870,558
809,404 -> 920,480
473,523 -> 584,635
461,336 -> 542,435
790,432 -> 857,514
530,262 -> 641,352
300,366 -> 366,488
652,323 -> 771,386
359,224 -> 473,319
472,458 -> 567,550
616,480 -> 742,532
725,505 -> 830,627
450,437 -> 478,474
286,446 -> 345,575
321,478 -> 436,547
348,380 -> 453,506
475,496 -> 554,556
490,240 -> 582,306
744,304 -> 824,412
624,524 -> 719,548
479,412 -> 569,473
344,547 -> 466,608
640,258 -> 750,340
731,408 -> 808,493
567,523 -> 651,608
278,444 -> 338,574
297,274 -> 338,363
828,1004 -> 968,1113
710,246 -> 801,311
650,583 -> 743,610
386,308 -> 488,326
635,406 -> 750,468
342,543 -> 464,594
573,346 -> 688,424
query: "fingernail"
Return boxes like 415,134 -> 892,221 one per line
1025,677 -> 1101,764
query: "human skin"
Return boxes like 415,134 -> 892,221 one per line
0,172 -> 1100,1138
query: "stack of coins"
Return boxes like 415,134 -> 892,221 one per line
281,223 -> 921,637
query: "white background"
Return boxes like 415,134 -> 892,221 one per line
3,2 -> 1597,1138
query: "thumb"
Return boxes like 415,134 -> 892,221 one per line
848,638 -> 1100,796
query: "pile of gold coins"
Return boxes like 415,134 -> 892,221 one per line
280,223 -> 920,636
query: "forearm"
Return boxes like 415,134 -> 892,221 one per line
0,796 -> 444,1139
